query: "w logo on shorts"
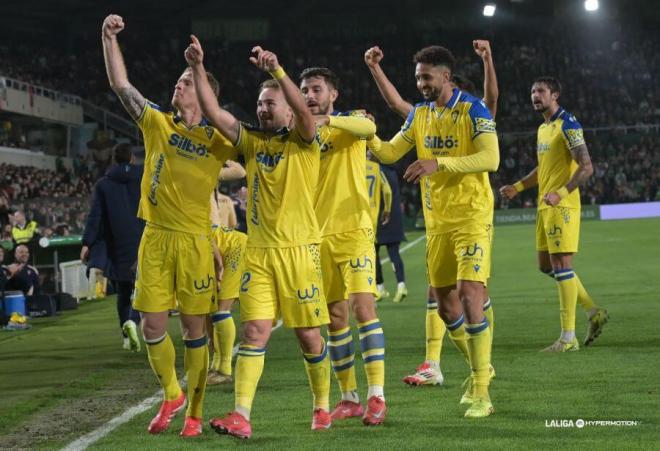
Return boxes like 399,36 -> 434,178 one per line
194,275 -> 213,292
548,225 -> 562,236
349,256 -> 373,270
297,284 -> 320,301
462,243 -> 484,258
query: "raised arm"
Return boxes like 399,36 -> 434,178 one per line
185,35 -> 240,144
473,40 -> 499,118
364,46 -> 413,119
101,15 -> 146,121
500,167 -> 538,200
250,46 -> 316,143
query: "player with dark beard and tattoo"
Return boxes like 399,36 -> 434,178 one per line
500,76 -> 608,352
102,14 -> 235,437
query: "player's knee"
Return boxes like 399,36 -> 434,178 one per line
349,293 -> 376,321
242,321 -> 270,348
295,327 -> 324,354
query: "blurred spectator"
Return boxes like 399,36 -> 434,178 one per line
87,130 -> 116,178
5,244 -> 40,296
11,210 -> 38,245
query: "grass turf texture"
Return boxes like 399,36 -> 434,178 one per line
1,218 -> 659,449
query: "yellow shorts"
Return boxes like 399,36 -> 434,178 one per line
320,229 -> 377,304
536,207 -> 580,253
239,244 -> 329,328
426,223 -> 493,288
213,227 -> 248,301
133,224 -> 216,315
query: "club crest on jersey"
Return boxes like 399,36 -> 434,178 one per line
451,110 -> 459,124
168,133 -> 209,159
205,126 -> 214,139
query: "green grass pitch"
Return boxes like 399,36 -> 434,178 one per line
1,218 -> 659,450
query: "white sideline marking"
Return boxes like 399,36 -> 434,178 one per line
62,319 -> 284,451
61,236 -> 428,450
379,234 -> 425,264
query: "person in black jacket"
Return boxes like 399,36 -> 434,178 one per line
82,143 -> 145,351
375,163 -> 408,303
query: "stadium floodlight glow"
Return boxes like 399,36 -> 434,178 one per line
483,4 -> 496,16
584,0 -> 599,12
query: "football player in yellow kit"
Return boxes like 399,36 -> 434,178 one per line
185,36 -> 332,438
500,76 -> 608,351
367,45 -> 500,418
102,15 -> 235,437
300,67 -> 387,425
364,42 -> 498,395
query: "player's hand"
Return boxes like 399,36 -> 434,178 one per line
102,14 -> 124,39
184,35 -> 204,66
364,46 -> 384,68
80,245 -> 90,263
473,40 -> 492,59
381,211 -> 390,226
543,192 -> 561,206
499,185 -> 519,200
249,46 -> 280,73
404,159 -> 438,183
312,115 -> 330,127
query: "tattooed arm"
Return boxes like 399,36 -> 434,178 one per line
543,144 -> 593,206
101,14 -> 146,121
566,144 -> 594,191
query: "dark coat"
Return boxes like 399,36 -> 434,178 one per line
82,164 -> 145,281
377,164 -> 406,244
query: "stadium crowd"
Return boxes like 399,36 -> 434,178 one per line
0,17 -> 658,229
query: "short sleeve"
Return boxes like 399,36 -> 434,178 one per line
234,123 -> 262,157
135,100 -> 161,131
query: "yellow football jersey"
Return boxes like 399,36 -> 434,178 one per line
315,111 -> 373,236
399,88 -> 497,233
536,107 -> 584,210
136,101 -> 236,234
365,160 -> 392,231
235,124 -> 321,248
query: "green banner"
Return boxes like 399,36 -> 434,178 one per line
495,205 -> 600,225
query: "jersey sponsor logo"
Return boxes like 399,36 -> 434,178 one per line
297,284 -> 320,302
423,178 -> 433,211
537,142 -> 551,154
462,243 -> 484,258
240,272 -> 251,292
168,133 -> 209,159
256,151 -> 285,171
349,256 -> 373,270
475,117 -> 496,133
548,225 -> 562,236
148,153 -> 165,206
194,274 -> 214,292
424,135 -> 458,150
250,174 -> 260,225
